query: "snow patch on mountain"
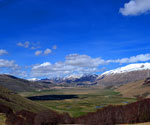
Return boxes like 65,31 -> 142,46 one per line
102,63 -> 150,76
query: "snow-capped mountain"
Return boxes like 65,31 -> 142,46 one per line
102,63 -> 150,76
37,74 -> 98,85
28,63 -> 150,87
96,63 -> 150,87
63,74 -> 98,83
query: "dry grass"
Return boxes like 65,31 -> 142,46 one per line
120,122 -> 150,125
116,80 -> 150,98
134,123 -> 150,125
0,113 -> 6,125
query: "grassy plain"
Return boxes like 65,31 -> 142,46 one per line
20,88 -> 136,117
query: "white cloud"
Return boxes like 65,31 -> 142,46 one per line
0,59 -> 16,68
65,54 -> 105,67
17,41 -> 30,48
35,49 -> 52,56
108,54 -> 150,63
0,49 -> 8,56
0,52 -> 148,78
31,53 -> 150,77
17,42 -> 55,56
52,45 -> 57,50
17,41 -> 41,50
33,62 -> 51,69
44,48 -> 52,55
120,0 -> 150,16
31,54 -> 105,77
2,52 -> 149,78
0,59 -> 26,77
35,50 -> 42,56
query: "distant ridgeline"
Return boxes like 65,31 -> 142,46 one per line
30,63 -> 150,87
1,64 -> 150,92
0,74 -> 50,92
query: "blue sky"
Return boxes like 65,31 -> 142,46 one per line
1,0 -> 150,78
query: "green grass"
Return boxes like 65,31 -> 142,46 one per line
20,88 -> 136,117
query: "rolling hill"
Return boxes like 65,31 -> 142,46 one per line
0,74 -> 49,92
0,85 -> 47,113
0,85 -> 48,124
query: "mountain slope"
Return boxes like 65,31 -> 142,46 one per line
116,79 -> 150,98
0,74 -> 47,92
97,63 -> 150,87
0,85 -> 47,113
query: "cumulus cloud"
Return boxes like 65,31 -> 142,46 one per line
31,54 -> 105,77
0,59 -> 26,77
0,59 -> 16,68
44,48 -> 52,55
30,53 -> 150,77
35,50 -> 42,56
0,53 -> 149,78
17,41 -> 41,50
35,48 -> 52,56
108,54 -> 150,63
120,0 -> 150,16
17,42 -> 56,56
65,54 -> 105,67
17,41 -> 30,48
0,49 -> 8,56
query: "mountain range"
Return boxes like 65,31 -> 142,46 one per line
29,63 -> 150,87
0,63 -> 150,93
34,74 -> 98,86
